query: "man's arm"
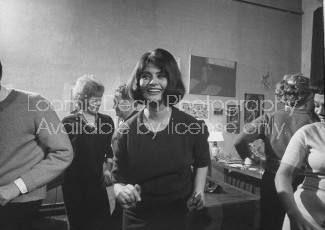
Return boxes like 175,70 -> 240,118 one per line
22,100 -> 73,192
101,158 -> 113,187
234,116 -> 265,161
0,100 -> 73,205
13,99 -> 72,198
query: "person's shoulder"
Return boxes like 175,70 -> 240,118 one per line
172,106 -> 201,123
126,110 -> 141,125
275,109 -> 317,122
290,122 -> 322,142
265,109 -> 291,120
15,89 -> 47,101
98,113 -> 114,122
115,110 -> 140,135
62,113 -> 79,123
299,122 -> 321,132
171,106 -> 207,135
125,110 -> 139,122
9,89 -> 46,102
13,89 -> 53,112
271,109 -> 297,121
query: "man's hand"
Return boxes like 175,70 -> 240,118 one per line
114,183 -> 141,209
187,190 -> 205,211
0,183 -> 21,206
101,170 -> 112,187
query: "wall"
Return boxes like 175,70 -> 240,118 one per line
0,0 -> 303,157
301,0 -> 322,76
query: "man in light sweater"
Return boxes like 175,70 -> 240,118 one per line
0,60 -> 73,230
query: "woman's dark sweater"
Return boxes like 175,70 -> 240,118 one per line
112,106 -> 210,208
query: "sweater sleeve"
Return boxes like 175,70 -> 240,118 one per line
20,97 -> 73,192
281,127 -> 308,169
234,114 -> 267,160
192,121 -> 210,168
111,123 -> 129,184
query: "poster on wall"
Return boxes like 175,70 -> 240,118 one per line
189,55 -> 237,97
260,72 -> 271,91
244,93 -> 264,124
226,105 -> 240,134
180,101 -> 209,121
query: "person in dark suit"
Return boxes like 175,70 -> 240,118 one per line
111,83 -> 140,230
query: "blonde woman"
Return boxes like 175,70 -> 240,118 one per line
234,74 -> 318,230
62,76 -> 114,230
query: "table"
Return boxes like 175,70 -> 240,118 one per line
192,179 -> 260,230
211,161 -> 263,195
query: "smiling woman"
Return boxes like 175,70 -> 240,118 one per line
129,48 -> 185,108
275,82 -> 325,230
138,63 -> 168,105
111,48 -> 211,230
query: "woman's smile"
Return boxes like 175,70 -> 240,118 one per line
140,63 -> 168,102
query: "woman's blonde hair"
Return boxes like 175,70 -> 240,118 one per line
72,75 -> 104,112
275,73 -> 312,107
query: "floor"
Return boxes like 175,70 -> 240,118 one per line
31,215 -> 69,230
29,186 -> 116,230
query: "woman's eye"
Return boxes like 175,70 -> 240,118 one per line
140,74 -> 150,79
157,74 -> 167,79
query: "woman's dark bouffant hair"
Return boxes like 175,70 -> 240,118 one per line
127,48 -> 185,105
275,73 -> 313,107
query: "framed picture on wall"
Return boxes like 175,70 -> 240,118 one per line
226,105 -> 240,134
189,55 -> 237,97
180,101 -> 209,121
244,93 -> 264,124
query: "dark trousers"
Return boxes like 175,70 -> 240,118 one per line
112,202 -> 123,230
123,205 -> 192,230
260,170 -> 304,230
66,206 -> 112,230
0,200 -> 42,230
62,182 -> 112,230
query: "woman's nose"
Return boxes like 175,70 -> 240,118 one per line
149,75 -> 158,84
